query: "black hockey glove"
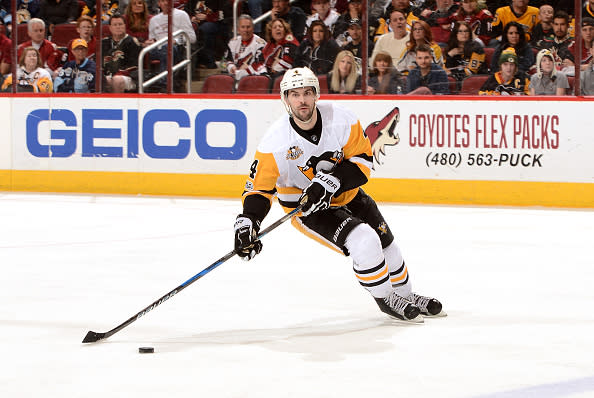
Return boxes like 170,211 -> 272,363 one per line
300,171 -> 341,217
234,214 -> 263,261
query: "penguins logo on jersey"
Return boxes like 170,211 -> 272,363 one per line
298,150 -> 344,180
365,107 -> 401,168
286,145 -> 304,160
378,222 -> 388,235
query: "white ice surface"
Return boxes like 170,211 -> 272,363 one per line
1,193 -> 593,398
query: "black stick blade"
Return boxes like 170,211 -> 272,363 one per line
82,330 -> 106,343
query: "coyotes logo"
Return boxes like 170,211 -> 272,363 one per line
365,107 -> 401,168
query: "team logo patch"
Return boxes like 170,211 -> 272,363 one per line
286,145 -> 304,160
244,181 -> 254,190
378,222 -> 388,235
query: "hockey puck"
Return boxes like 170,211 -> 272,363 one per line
138,347 -> 154,354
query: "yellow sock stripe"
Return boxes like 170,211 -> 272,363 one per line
390,266 -> 408,284
355,265 -> 388,282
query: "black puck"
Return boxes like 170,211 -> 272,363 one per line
138,346 -> 154,354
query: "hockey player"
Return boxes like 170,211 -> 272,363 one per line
233,67 -> 445,323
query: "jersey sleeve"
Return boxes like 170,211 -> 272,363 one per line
241,150 -> 280,222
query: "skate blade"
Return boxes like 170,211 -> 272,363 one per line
423,310 -> 448,318
386,314 -> 425,324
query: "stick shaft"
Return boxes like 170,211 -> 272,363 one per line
82,206 -> 301,343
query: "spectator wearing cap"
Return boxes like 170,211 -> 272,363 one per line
479,47 -> 530,95
562,17 -> 594,74
0,18 -> 11,75
54,38 -> 97,92
530,48 -> 569,95
306,0 -> 340,35
296,19 -> 340,75
333,0 -> 361,40
490,21 -> 534,75
340,17 -> 373,59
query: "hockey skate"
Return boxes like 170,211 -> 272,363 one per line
374,291 -> 424,323
407,293 -> 446,317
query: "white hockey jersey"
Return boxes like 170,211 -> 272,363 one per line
242,102 -> 373,212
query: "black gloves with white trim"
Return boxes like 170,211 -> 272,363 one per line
234,214 -> 263,261
299,171 -> 341,217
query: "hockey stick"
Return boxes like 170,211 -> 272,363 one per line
82,204 -> 303,344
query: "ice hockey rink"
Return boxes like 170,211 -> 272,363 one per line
1,192 -> 593,398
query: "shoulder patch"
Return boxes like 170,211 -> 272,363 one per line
285,34 -> 294,41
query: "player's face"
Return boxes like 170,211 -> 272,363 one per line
77,21 -> 93,40
238,19 -> 254,41
553,18 -> 568,39
28,22 -> 45,43
286,87 -> 316,122
540,56 -> 554,74
507,26 -> 520,45
500,62 -> 516,79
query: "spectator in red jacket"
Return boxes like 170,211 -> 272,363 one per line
17,18 -> 64,73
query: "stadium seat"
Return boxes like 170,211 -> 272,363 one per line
236,75 -> 271,94
447,75 -> 458,95
52,24 -> 78,47
318,74 -> 329,94
459,75 -> 489,95
201,74 -> 234,93
16,23 -> 29,45
483,47 -> 495,71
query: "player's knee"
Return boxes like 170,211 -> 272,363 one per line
345,224 -> 383,269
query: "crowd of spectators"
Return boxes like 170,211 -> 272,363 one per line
0,0 -> 593,94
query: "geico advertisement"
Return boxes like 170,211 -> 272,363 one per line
9,97 -> 594,183
11,97 -> 284,173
